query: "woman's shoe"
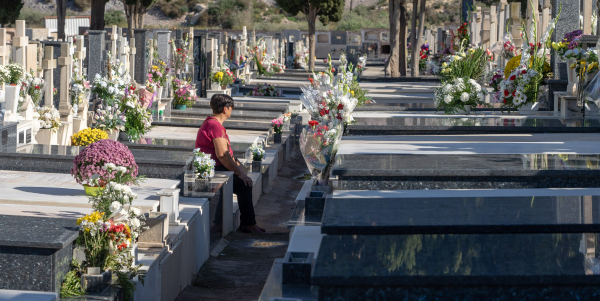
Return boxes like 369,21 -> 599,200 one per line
239,225 -> 266,233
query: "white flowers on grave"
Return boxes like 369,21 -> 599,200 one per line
193,149 -> 216,179
433,77 -> 486,113
91,52 -> 129,104
498,67 -> 539,106
249,144 -> 266,161
36,106 -> 61,132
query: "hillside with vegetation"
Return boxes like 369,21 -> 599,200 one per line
17,0 -> 474,31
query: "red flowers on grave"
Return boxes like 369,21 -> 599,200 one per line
337,103 -> 344,110
129,85 -> 136,91
308,120 -> 319,128
509,75 -> 516,81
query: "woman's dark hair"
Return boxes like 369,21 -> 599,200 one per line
210,94 -> 235,114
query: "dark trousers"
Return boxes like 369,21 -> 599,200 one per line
215,165 -> 256,226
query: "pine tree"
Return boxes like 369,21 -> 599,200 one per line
0,0 -> 23,28
275,0 -> 344,71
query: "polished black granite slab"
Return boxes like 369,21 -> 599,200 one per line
171,107 -> 282,120
0,215 -> 78,292
153,117 -> 271,130
0,144 -> 190,180
258,258 -> 318,301
313,233 -> 600,300
321,196 -> 600,235
347,116 -> 600,134
0,122 -> 17,153
192,101 -> 289,112
334,154 -> 600,189
287,199 -> 322,229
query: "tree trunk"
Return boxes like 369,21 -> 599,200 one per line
409,0 -> 418,76
56,0 -> 66,41
90,0 -> 106,30
416,0 -> 426,75
386,0 -> 401,77
307,5 -> 317,71
399,0 -> 408,76
350,0 -> 353,11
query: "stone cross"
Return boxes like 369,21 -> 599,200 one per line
509,3 -> 522,48
489,6 -> 497,50
0,29 -> 7,66
148,39 -> 154,68
119,36 -> 129,75
74,35 -> 86,79
540,0 -> 551,42
129,37 -> 136,81
481,9 -> 491,49
57,43 -> 73,145
26,41 -> 39,75
110,25 -> 118,62
474,7 -> 482,45
13,20 -> 29,67
42,46 -> 56,108
583,0 -> 593,35
188,27 -> 194,78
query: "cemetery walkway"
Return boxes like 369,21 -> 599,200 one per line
175,148 -> 308,301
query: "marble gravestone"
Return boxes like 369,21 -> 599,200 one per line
134,29 -> 150,85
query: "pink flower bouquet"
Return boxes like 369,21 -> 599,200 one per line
71,139 -> 139,186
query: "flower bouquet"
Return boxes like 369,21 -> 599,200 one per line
299,120 -> 343,184
147,60 -> 168,89
497,65 -> 540,108
92,53 -> 128,105
171,37 -> 189,74
70,67 -> 91,113
249,144 -> 265,172
93,102 -> 126,139
172,78 -> 197,109
434,78 -> 486,114
72,128 -> 109,146
245,83 -> 283,97
271,117 -> 283,143
37,106 -> 61,132
193,149 -> 216,179
356,55 -> 367,76
457,22 -> 470,45
119,89 -> 153,141
211,63 -> 235,89
19,69 -> 45,110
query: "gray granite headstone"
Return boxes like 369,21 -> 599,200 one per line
134,29 -> 151,85
156,30 -> 171,63
552,0 -> 580,72
0,122 -> 17,153
41,41 -> 62,108
87,30 -> 106,81
558,62 -> 568,80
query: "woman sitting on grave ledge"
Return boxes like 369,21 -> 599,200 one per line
195,94 -> 265,234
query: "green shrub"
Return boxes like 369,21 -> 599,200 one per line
105,10 -> 127,27
73,0 -> 91,11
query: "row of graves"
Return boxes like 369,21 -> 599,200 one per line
254,1 -> 600,301
0,21 -> 304,301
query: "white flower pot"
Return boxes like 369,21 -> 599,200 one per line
157,86 -> 164,101
36,128 -> 58,145
518,102 -> 540,115
104,130 -> 119,141
4,84 -> 21,117
567,58 -> 578,95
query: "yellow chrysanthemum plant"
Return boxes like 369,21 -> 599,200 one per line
71,128 -> 109,146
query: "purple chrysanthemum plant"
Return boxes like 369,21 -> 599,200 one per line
71,139 -> 139,186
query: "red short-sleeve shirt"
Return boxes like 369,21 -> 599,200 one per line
195,117 -> 233,166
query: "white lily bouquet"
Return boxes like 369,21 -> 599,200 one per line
193,149 -> 216,179
249,144 -> 265,161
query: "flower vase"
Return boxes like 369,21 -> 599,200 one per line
35,128 -> 57,145
104,130 -> 119,141
157,86 -> 164,101
518,102 -> 540,115
174,104 -> 187,110
456,105 -> 471,115
283,120 -> 290,131
221,85 -> 227,90
83,184 -> 103,196
194,177 -> 210,192
119,131 -> 131,141
252,160 -> 262,173
567,58 -> 578,95
4,84 -> 21,119
273,133 -> 282,143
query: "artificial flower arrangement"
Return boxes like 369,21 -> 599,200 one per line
93,102 -> 126,134
434,78 -> 486,114
172,78 -> 197,107
71,139 -> 139,188
92,53 -> 128,105
356,55 -> 367,75
171,37 -> 189,74
19,69 -> 45,109
71,128 -> 109,146
70,58 -> 91,111
245,83 -> 283,97
210,62 -> 235,88
438,46 -> 491,83
249,143 -> 265,161
36,106 -> 61,132
496,5 -> 561,110
147,60 -> 169,89
300,54 -> 360,184
272,62 -> 286,74
457,22 -> 470,45
552,29 -> 599,82
119,87 -> 153,141
271,117 -> 283,134
502,36 -> 517,60
193,149 -> 216,179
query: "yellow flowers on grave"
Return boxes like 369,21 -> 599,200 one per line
350,90 -> 355,97
213,71 -> 224,82
504,55 -> 522,78
76,211 -> 105,232
71,128 -> 109,146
